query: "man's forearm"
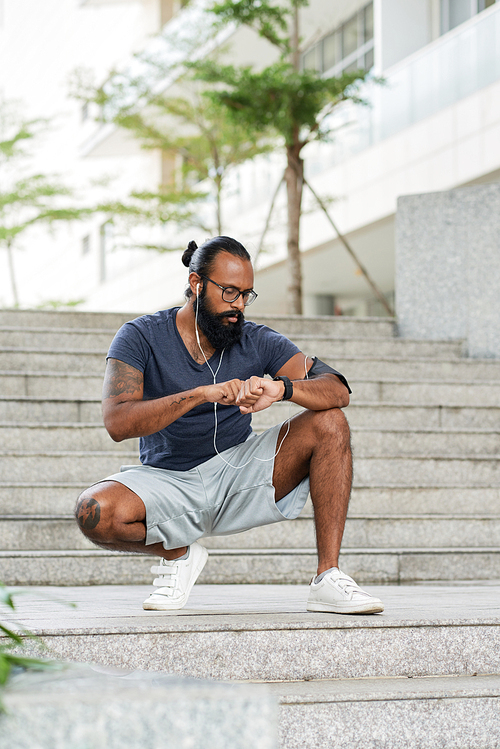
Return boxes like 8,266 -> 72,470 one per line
103,387 -> 207,442
289,374 -> 350,410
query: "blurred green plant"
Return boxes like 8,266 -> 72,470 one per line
0,583 -> 62,705
71,68 -> 272,240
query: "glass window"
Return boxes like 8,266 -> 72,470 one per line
364,3 -> 374,42
301,2 -> 374,76
343,60 -> 359,74
449,0 -> 473,28
478,0 -> 496,9
322,30 -> 341,71
303,47 -> 318,71
342,15 -> 359,58
365,47 -> 374,70
82,235 -> 90,256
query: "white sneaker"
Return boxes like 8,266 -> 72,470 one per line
307,567 -> 384,614
143,542 -> 208,611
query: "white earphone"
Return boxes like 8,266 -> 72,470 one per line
193,286 -> 294,469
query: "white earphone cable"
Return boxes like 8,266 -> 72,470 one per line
194,285 -> 295,469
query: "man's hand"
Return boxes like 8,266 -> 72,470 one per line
204,379 -> 243,406
236,376 -> 283,414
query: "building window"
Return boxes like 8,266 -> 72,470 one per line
301,2 -> 374,77
441,0 -> 496,33
82,234 -> 91,255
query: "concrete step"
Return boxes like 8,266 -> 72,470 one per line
329,355 -> 500,381
0,309 -> 396,337
2,423 -> 499,457
353,454 -> 500,487
1,484 -> 497,518
0,327 -> 116,350
0,451 -> 137,482
0,372 -> 104,399
345,402 -> 500,430
1,450 -> 498,485
3,582 -> 500,749
0,397 -> 101,423
0,309 -> 136,330
0,349 -> 106,373
352,427 -> 500,456
2,665 -> 273,749
2,514 -> 499,552
0,423 -> 138,452
271,674 -> 500,749
351,379 -> 500,407
292,335 -> 464,360
5,583 -> 500,678
253,314 -> 397,339
254,400 -> 500,430
348,486 -> 500,516
1,547 -> 500,584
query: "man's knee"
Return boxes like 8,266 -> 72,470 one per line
75,486 -> 116,542
310,408 -> 351,451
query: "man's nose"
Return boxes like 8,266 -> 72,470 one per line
231,295 -> 245,312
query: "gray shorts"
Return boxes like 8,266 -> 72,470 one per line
97,422 -> 310,550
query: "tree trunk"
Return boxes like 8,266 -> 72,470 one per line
215,174 -> 222,236
284,143 -> 304,314
284,1 -> 304,315
6,241 -> 19,308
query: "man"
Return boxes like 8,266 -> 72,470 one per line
76,236 -> 384,614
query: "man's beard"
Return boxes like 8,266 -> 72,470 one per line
195,292 -> 244,350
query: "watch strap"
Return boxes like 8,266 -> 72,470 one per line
273,375 -> 293,401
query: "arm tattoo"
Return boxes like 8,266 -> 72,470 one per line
171,396 -> 193,406
75,497 -> 101,531
104,359 -> 143,399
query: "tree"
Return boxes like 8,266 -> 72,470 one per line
191,0 -> 373,313
72,69 -> 272,239
0,111 -> 89,307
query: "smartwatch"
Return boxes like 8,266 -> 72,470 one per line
273,375 -> 293,401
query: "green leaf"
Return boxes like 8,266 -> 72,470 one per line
0,623 -> 24,644
0,656 -> 12,686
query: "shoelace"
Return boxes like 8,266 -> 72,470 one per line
333,573 -> 368,598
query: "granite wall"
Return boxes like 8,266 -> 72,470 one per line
395,183 -> 500,358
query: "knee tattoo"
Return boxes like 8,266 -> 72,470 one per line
75,495 -> 101,533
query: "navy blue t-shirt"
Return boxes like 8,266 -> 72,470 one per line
107,308 -> 300,471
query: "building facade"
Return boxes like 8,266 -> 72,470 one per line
1,0 -> 499,315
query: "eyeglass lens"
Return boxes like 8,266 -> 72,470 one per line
222,287 -> 257,306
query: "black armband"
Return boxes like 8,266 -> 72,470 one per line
306,357 -> 352,394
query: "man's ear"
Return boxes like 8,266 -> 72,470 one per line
189,272 -> 202,296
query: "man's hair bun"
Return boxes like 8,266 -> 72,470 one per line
182,240 -> 198,268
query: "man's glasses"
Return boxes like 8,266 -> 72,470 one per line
200,275 -> 258,306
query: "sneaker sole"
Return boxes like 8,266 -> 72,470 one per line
143,545 -> 208,611
306,600 -> 384,615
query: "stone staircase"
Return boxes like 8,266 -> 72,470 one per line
0,308 -> 499,586
6,582 -> 500,749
